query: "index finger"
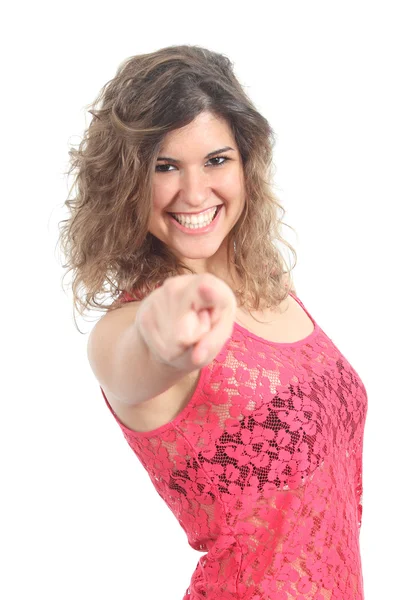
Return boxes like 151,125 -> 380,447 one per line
191,276 -> 233,316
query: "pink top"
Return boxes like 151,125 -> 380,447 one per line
101,291 -> 368,600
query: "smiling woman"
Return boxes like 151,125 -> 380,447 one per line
57,44 -> 367,600
58,44 -> 298,320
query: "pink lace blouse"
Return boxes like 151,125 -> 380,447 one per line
101,291 -> 368,599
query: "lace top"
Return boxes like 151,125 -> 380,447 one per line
100,291 -> 368,600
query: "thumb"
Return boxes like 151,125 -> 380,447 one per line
178,309 -> 210,346
197,308 -> 211,334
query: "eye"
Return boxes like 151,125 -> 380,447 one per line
155,163 -> 177,173
155,155 -> 231,173
206,156 -> 230,167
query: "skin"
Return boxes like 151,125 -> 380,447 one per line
148,111 -> 246,287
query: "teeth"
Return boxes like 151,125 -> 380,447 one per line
171,206 -> 218,227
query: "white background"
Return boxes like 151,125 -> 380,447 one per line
1,1 -> 398,598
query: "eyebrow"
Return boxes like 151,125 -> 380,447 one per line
156,146 -> 235,163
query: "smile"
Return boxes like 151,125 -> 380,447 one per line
170,206 -> 218,227
167,205 -> 223,234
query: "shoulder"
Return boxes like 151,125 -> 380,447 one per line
87,298 -> 142,381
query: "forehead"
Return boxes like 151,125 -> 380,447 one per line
160,112 -> 235,149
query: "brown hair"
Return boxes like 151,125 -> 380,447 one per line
57,44 -> 297,330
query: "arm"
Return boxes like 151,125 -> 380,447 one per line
87,302 -> 191,406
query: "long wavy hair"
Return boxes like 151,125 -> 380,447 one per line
57,44 -> 297,330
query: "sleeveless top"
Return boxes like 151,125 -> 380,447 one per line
100,290 -> 368,600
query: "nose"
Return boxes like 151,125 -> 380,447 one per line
179,166 -> 211,208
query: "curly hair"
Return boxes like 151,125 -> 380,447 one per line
57,44 -> 297,330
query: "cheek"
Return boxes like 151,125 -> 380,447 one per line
151,178 -> 174,211
220,170 -> 244,199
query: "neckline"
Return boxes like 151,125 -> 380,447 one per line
233,292 -> 320,348
121,289 -> 320,347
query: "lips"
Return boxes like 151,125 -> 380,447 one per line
167,203 -> 223,234
168,205 -> 221,217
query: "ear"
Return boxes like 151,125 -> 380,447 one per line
282,271 -> 296,295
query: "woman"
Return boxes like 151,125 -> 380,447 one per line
58,45 -> 368,600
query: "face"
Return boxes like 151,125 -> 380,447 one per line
148,111 -> 246,274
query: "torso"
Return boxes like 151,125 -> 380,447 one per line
106,293 -> 315,433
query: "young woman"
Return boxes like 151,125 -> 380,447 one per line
59,45 -> 368,600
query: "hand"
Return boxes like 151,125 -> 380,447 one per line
135,273 -> 237,371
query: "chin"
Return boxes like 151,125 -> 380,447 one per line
174,243 -> 223,261
176,250 -> 215,261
